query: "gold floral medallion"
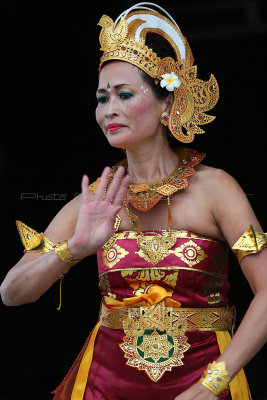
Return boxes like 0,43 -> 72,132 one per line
120,328 -> 190,382
119,301 -> 190,381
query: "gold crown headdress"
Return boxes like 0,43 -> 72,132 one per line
98,2 -> 219,143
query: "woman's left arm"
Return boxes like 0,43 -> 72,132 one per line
174,168 -> 267,400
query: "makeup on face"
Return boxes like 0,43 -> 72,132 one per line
107,123 -> 126,132
140,85 -> 149,94
96,83 -> 135,104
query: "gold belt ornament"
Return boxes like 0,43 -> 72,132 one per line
100,298 -> 234,382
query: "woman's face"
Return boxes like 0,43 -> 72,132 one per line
95,61 -> 169,149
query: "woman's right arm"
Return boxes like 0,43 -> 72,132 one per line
0,189 -> 83,306
0,166 -> 129,306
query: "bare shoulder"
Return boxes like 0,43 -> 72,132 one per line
194,164 -> 246,199
195,163 -> 240,185
195,164 -> 262,245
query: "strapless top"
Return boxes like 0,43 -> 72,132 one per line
97,230 -> 230,308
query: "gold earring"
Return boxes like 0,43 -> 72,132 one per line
160,111 -> 169,126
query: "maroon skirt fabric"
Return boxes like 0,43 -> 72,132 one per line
83,326 -> 231,400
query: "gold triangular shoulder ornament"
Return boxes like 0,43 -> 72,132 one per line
16,220 -> 54,253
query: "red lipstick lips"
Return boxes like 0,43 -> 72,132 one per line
107,123 -> 125,132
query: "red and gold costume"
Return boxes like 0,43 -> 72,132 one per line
16,148 -> 266,399
15,3 -> 267,399
51,229 -> 250,400
50,149 -> 256,400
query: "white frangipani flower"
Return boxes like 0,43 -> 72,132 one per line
160,72 -> 181,91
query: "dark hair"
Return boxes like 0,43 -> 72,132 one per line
139,33 -> 176,100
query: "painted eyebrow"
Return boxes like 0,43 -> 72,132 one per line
96,83 -> 133,93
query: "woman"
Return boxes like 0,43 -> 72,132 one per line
1,3 -> 266,400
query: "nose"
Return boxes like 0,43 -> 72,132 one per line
105,96 -> 120,119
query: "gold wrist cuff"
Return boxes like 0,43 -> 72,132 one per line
199,361 -> 230,396
232,225 -> 267,263
54,240 -> 73,263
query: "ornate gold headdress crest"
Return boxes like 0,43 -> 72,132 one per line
98,2 -> 219,143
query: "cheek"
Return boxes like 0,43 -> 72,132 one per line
95,107 -> 103,126
128,98 -> 155,119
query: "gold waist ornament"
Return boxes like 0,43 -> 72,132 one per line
99,288 -> 234,382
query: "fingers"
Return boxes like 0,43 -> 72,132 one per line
81,174 -> 90,203
90,165 -> 130,205
94,167 -> 111,201
112,174 -> 131,207
105,166 -> 126,203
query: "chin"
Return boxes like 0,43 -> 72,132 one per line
106,133 -> 133,149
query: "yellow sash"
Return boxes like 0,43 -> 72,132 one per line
215,331 -> 250,399
70,321 -> 100,400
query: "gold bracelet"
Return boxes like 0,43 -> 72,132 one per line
199,361 -> 230,396
54,240 -> 73,263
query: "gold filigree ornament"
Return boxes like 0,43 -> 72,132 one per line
137,234 -> 176,265
199,361 -> 230,396
173,239 -> 208,267
232,224 -> 267,263
97,148 -> 205,212
101,243 -> 129,268
16,220 -> 52,252
119,301 -> 190,382
98,3 -> 219,143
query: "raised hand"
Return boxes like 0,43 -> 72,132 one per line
68,166 -> 130,260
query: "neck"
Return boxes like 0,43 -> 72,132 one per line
125,135 -> 179,183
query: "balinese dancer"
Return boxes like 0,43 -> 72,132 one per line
1,3 -> 266,400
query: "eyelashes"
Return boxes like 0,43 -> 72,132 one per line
96,90 -> 135,104
119,90 -> 134,100
96,94 -> 108,104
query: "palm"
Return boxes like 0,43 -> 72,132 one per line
72,166 -> 130,258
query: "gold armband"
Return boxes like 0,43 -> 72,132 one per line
54,240 -> 73,263
16,220 -> 80,310
199,361 -> 230,396
232,225 -> 267,263
16,220 -> 79,265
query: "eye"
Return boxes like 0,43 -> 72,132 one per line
119,91 -> 134,100
96,94 -> 108,104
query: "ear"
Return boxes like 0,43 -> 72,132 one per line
162,92 -> 174,113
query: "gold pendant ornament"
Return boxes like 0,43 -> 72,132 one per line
119,301 -> 190,382
137,234 -> 176,265
120,330 -> 190,382
100,298 -> 234,381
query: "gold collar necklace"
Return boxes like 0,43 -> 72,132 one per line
107,147 -> 205,213
90,148 -> 205,265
